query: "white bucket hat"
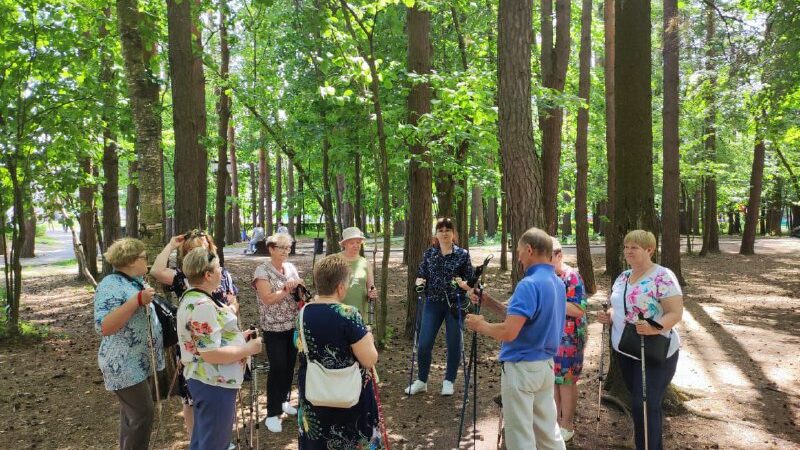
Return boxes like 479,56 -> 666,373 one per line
339,227 -> 366,245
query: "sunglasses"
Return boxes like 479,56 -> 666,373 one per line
184,229 -> 207,240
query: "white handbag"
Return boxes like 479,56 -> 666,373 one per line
298,305 -> 362,408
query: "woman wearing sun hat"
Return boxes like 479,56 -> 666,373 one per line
337,227 -> 378,316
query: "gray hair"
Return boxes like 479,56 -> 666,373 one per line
518,227 -> 553,258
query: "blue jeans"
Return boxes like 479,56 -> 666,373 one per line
187,378 -> 237,450
617,350 -> 679,450
416,298 -> 464,383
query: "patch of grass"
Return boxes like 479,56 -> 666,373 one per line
0,314 -> 51,342
53,258 -> 77,267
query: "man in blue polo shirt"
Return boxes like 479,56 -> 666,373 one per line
465,227 -> 566,450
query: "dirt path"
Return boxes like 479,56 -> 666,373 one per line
1,238 -> 799,449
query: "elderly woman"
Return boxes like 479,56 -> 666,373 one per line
253,232 -> 304,433
549,238 -> 588,443
151,229 -> 239,436
176,247 -> 263,450
597,230 -> 683,450
338,227 -> 378,316
296,255 -> 382,449
94,238 -> 164,450
406,217 -> 474,397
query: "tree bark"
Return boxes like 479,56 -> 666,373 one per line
700,2 -> 720,256
321,121 -> 340,253
118,0 -> 164,259
126,160 -> 139,238
79,157 -> 99,278
741,129 -> 766,254
168,0 -> 207,234
249,162 -> 257,230
229,123 -> 241,241
214,3 -> 231,263
603,0 -> 618,275
354,153 -> 364,231
100,6 -> 120,275
21,200 -> 36,258
405,4 -> 433,338
661,0 -> 684,283
499,0 -> 545,283
540,0 -> 572,235
473,185 -> 485,243
275,152 -> 283,226
574,0 -> 596,294
288,158 -> 295,235
335,173 -> 345,234
560,191 -> 572,236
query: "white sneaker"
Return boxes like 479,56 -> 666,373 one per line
265,415 -> 282,433
404,379 -> 428,395
282,401 -> 297,416
441,380 -> 455,396
560,427 -> 575,442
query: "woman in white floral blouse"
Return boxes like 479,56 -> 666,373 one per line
253,232 -> 304,433
597,230 -> 684,450
176,247 -> 263,450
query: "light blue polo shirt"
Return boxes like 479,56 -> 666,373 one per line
498,264 -> 566,363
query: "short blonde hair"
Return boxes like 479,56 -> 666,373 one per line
518,227 -> 553,258
551,236 -> 562,252
624,229 -> 657,251
266,233 -> 292,254
313,255 -> 351,296
182,247 -> 220,285
104,238 -> 145,268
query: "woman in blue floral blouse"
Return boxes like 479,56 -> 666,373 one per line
94,238 -> 164,450
406,217 -> 474,397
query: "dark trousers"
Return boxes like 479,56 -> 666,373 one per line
417,299 -> 463,383
264,328 -> 298,417
187,378 -> 237,450
114,379 -> 154,450
617,350 -> 679,450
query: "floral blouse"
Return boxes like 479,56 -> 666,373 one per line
416,245 -> 475,303
609,265 -> 683,359
252,261 -> 301,332
177,290 -> 247,389
94,274 -> 165,391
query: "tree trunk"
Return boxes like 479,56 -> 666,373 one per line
249,162 -> 257,230
79,157 -> 99,278
21,200 -> 36,258
741,129 -> 765,254
335,173 -> 345,235
321,116 -> 340,254
661,0 -> 684,283
435,172 -> 455,218
692,188 -> 701,235
540,0 -> 572,235
487,197 -> 498,237
288,159 -> 295,235
229,123 -> 241,241
560,191 -> 572,236
499,0 -> 545,284
297,171 -> 305,235
118,0 -> 165,259
605,0 -> 658,405
168,0 -> 207,234
700,2 -> 719,256
473,185 -> 485,244
100,7 -> 120,275
603,0 -> 618,275
275,152 -> 283,226
126,160 -> 139,238
575,0 -> 596,294
214,3 -> 231,264
405,4 -> 433,338
767,178 -> 783,235
354,153 -> 364,231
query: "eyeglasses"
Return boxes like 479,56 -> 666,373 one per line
136,254 -> 147,261
274,245 -> 291,251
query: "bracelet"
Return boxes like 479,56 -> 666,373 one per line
137,291 -> 143,307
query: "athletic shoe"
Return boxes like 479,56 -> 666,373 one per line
404,380 -> 428,395
441,380 -> 455,396
560,427 -> 575,442
228,442 -> 236,450
265,416 -> 282,433
282,401 -> 297,416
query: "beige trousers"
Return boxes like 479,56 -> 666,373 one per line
501,359 -> 566,450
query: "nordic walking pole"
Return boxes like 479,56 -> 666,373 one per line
407,284 -> 424,396
251,326 -> 260,450
371,366 -> 391,450
144,301 -> 162,450
638,313 -> 649,450
596,302 -> 609,435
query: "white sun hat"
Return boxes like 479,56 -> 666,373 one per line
339,227 -> 366,245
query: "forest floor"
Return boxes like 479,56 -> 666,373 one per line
1,237 -> 799,449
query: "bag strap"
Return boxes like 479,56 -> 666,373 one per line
621,271 -> 666,331
298,305 -> 314,362
113,271 -> 144,291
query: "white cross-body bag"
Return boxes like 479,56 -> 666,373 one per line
298,305 -> 362,408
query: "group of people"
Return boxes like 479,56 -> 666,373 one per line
94,216 -> 683,450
